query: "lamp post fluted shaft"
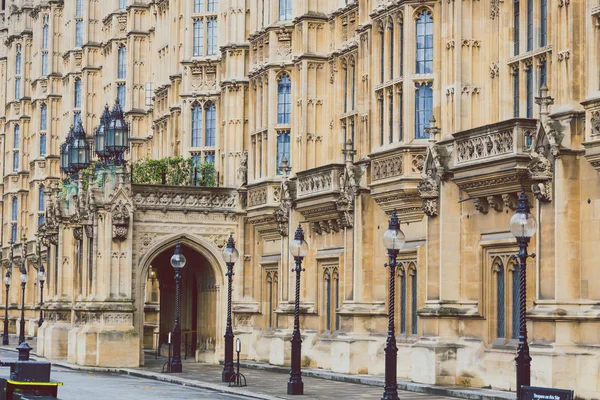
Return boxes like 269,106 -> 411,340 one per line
515,238 -> 531,399
288,255 -> 305,395
3,282 -> 9,345
222,261 -> 235,382
38,279 -> 44,327
382,250 -> 399,400
170,268 -> 182,373
19,281 -> 26,344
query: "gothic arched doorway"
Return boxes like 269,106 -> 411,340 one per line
135,234 -> 226,366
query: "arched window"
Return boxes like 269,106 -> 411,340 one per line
277,74 -> 291,124
39,185 -> 45,211
205,103 -> 216,146
415,82 -> 433,139
207,17 -> 217,55
389,23 -> 394,79
350,61 -> 356,110
379,27 -> 384,83
410,265 -> 418,334
43,17 -> 49,48
191,104 -> 202,147
38,185 -> 45,226
399,265 -> 407,334
343,62 -> 348,113
119,0 -> 127,9
42,16 -> 49,75
117,84 -> 126,108
74,79 -> 82,108
118,46 -> 126,79
276,130 -> 290,175
11,197 -> 18,221
323,267 -> 340,332
14,125 -> 20,149
493,257 -> 505,338
15,44 -> 22,99
194,0 -> 205,13
193,19 -> 204,56
16,44 -> 22,75
415,11 -> 433,74
40,134 -> 47,157
279,0 -> 291,21
76,20 -> 83,47
207,0 -> 217,12
40,104 -> 47,131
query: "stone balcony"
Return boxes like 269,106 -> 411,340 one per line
368,147 -> 427,222
450,119 -> 537,202
294,164 -> 347,233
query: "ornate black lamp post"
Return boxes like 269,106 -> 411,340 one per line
382,211 -> 406,400
18,269 -> 28,345
37,266 -> 45,327
509,190 -> 537,399
287,224 -> 308,396
169,244 -> 186,373
221,235 -> 239,382
3,270 -> 11,345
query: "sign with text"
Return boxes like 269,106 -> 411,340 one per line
521,386 -> 574,400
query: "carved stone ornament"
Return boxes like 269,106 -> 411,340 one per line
238,151 -> 248,187
487,195 -> 503,212
73,227 -> 84,241
528,84 -> 559,203
591,111 -> 600,136
418,138 -> 449,218
111,201 -> 130,241
474,197 -> 489,214
84,225 -> 94,239
336,141 -> 361,228
274,177 -> 295,237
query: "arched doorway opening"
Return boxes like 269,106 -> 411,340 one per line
137,235 -> 225,365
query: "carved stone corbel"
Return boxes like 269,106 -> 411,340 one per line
418,120 -> 449,218
336,140 -> 361,228
487,195 -> 503,212
528,84 -> 559,203
502,193 -> 518,211
274,158 -> 295,237
474,197 -> 489,214
111,201 -> 130,241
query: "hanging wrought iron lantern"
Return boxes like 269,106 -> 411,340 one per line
105,98 -> 130,165
95,104 -> 112,162
68,119 -> 91,172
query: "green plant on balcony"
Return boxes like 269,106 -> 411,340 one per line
132,156 -> 217,187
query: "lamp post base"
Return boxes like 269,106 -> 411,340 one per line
169,360 -> 182,373
287,380 -> 304,395
222,368 -> 234,383
2,335 -> 8,346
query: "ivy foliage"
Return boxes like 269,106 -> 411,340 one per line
132,156 -> 217,187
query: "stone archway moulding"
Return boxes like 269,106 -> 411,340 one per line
135,232 -> 229,366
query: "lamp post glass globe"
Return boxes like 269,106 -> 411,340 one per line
222,236 -> 239,264
37,268 -> 46,283
4,273 -> 11,286
382,212 -> 406,251
289,226 -> 309,258
20,273 -> 28,284
170,244 -> 186,270
510,211 -> 537,239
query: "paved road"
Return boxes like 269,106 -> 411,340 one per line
0,350 -> 246,400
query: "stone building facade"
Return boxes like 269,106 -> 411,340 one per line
1,0 -> 600,396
